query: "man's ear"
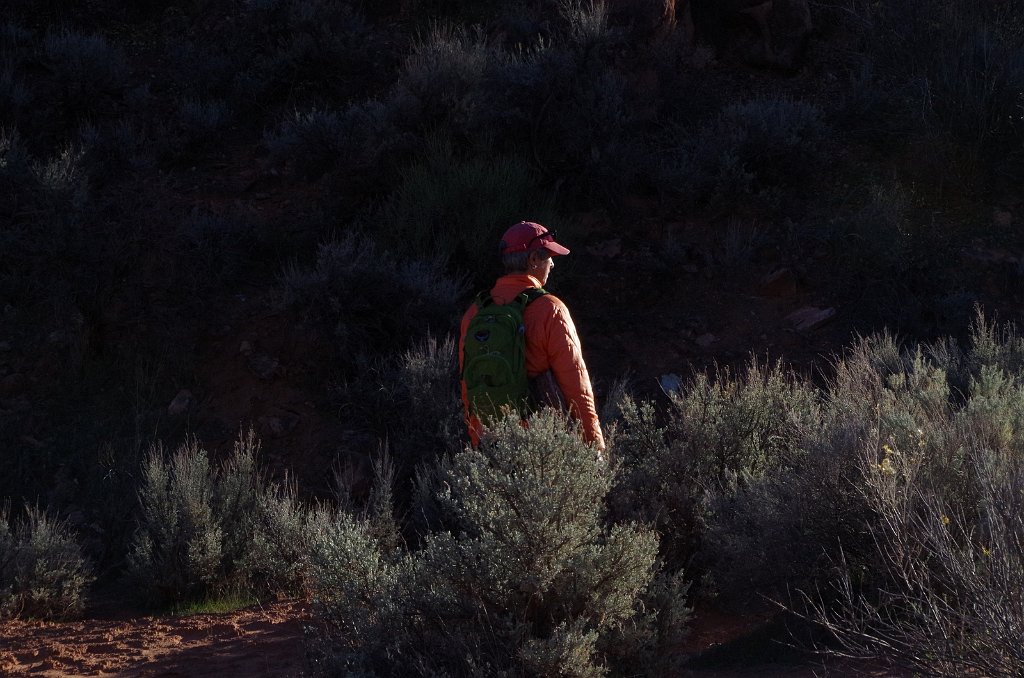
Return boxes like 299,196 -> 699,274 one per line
527,250 -> 543,268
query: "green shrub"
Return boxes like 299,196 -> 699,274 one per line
379,137 -> 557,282
361,334 -> 465,498
280,232 -> 465,377
126,440 -> 223,605
309,410 -> 687,675
863,0 -> 1024,157
264,102 -> 407,181
42,29 -> 127,123
821,183 -> 912,292
228,0 -> 388,107
665,96 -> 829,212
126,430 -> 322,606
177,96 -> 231,142
611,358 -> 822,580
763,312 -> 1024,675
0,504 -> 94,620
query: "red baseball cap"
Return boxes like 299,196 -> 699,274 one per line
499,221 -> 570,256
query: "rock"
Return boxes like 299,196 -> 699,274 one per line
0,341 -> 10,352
659,373 -> 683,394
168,389 -> 195,415
696,333 -> 717,347
239,340 -> 253,356
786,306 -> 836,331
758,267 -> 797,297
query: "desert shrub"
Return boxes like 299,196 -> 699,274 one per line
229,0 -> 389,107
264,101 -> 409,181
42,29 -> 127,126
0,504 -> 94,620
398,23 -> 490,127
177,96 -> 231,143
280,232 -> 465,381
379,137 -> 558,281
857,0 -> 1024,159
664,96 -> 829,212
361,334 -> 465,497
0,23 -> 33,125
809,395 -> 1024,675
611,359 -> 822,579
309,409 -> 688,675
756,312 -> 1024,675
78,120 -> 156,181
0,131 -> 90,308
125,430 -> 322,606
822,183 -> 912,289
126,440 -> 223,604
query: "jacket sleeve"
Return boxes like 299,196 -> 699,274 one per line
542,298 -> 605,450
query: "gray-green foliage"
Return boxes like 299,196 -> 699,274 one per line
126,440 -> 223,604
281,232 -> 465,368
379,136 -> 557,280
611,358 -> 822,581
0,505 -> 94,620
126,430 -> 322,606
664,97 -> 828,210
374,334 -> 464,472
309,410 -> 683,676
851,0 -> 1024,156
806,312 -> 1024,676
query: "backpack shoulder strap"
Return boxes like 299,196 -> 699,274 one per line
513,287 -> 548,309
474,291 -> 495,309
524,287 -> 548,304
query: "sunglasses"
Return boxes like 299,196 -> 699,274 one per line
503,231 -> 556,254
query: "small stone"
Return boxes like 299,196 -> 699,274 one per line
0,341 -> 10,352
659,373 -> 683,394
168,389 -> 195,415
786,306 -> 836,332
239,341 -> 253,356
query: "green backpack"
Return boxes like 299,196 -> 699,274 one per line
462,287 -> 548,425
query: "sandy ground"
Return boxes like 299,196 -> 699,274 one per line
0,600 -> 309,677
0,598 -> 905,678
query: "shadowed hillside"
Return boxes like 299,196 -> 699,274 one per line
2,0 -> 1024,674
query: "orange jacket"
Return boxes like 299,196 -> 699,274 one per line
459,273 -> 605,450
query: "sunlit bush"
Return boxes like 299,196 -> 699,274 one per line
309,409 -> 688,675
0,505 -> 94,620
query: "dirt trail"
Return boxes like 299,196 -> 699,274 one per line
0,599 -> 902,677
0,600 -> 308,677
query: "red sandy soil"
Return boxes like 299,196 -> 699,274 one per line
0,599 -> 904,678
0,600 -> 309,677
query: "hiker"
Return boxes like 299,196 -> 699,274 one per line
458,221 -> 606,454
